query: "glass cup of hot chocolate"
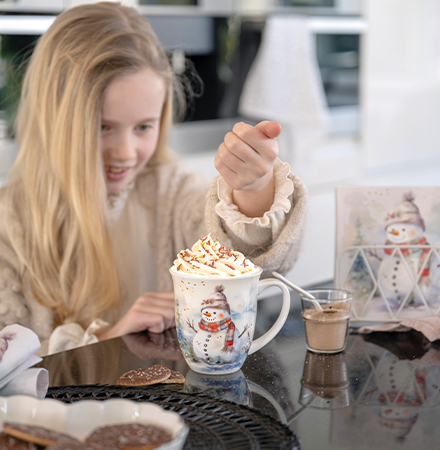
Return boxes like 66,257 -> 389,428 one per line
300,289 -> 352,354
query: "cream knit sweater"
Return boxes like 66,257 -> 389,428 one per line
0,159 -> 307,355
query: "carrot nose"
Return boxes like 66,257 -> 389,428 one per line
389,230 -> 399,236
203,312 -> 211,317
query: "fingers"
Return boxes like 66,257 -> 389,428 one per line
215,121 -> 279,191
139,291 -> 175,300
133,293 -> 175,331
138,313 -> 172,334
256,120 -> 282,140
112,292 -> 175,336
230,122 -> 278,158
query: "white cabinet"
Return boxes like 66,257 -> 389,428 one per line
0,0 -> 63,12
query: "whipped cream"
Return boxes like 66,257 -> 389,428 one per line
171,235 -> 259,276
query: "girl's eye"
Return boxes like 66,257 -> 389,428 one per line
137,124 -> 151,131
101,124 -> 109,132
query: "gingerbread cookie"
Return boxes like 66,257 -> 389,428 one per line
3,422 -> 77,447
0,432 -> 38,450
117,365 -> 171,386
86,423 -> 172,450
159,370 -> 185,384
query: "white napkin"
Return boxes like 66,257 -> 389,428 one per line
238,15 -> 330,166
0,324 -> 49,398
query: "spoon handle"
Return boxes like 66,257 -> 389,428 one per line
272,272 -> 323,312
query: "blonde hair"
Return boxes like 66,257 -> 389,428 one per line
4,2 -> 183,327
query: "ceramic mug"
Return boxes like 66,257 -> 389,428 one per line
170,267 -> 290,375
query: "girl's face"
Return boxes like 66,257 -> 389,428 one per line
100,68 -> 166,195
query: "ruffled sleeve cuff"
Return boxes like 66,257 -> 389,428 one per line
215,158 -> 294,244
47,319 -> 110,355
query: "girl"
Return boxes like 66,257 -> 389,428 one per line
0,2 -> 307,356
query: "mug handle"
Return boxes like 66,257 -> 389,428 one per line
248,278 -> 290,355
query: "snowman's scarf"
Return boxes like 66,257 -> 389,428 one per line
199,317 -> 235,349
384,236 -> 431,276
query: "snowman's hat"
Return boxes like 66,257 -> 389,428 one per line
384,192 -> 425,231
201,285 -> 230,314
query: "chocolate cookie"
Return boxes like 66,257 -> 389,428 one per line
86,423 -> 172,449
3,422 -> 77,447
45,436 -> 85,450
0,432 -> 38,450
117,365 -> 171,386
159,370 -> 185,384
46,436 -> 124,450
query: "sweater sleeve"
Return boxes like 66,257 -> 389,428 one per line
0,241 -> 54,356
205,164 -> 308,278
215,158 -> 294,246
0,248 -> 108,356
0,205 -> 108,356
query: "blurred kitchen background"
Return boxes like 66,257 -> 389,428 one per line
0,0 -> 439,288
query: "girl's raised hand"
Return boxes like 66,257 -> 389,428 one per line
215,120 -> 282,218
97,292 -> 175,341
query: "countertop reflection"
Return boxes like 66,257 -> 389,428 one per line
38,298 -> 440,450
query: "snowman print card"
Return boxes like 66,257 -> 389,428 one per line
335,186 -> 440,322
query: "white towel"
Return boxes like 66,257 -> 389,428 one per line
238,15 -> 330,166
0,324 -> 49,398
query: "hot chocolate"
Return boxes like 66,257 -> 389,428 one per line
301,289 -> 352,354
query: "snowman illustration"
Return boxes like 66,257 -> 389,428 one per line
373,356 -> 427,444
189,285 -> 247,365
377,193 -> 432,307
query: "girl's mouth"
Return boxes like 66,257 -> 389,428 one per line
105,166 -> 131,181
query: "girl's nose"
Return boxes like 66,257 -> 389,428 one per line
110,132 -> 136,161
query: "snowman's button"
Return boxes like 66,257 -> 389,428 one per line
392,275 -> 396,279
208,334 -> 211,338
392,283 -> 396,286
206,339 -> 209,342
204,344 -> 207,347
396,260 -> 400,264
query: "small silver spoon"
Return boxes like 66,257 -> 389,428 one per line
272,272 -> 324,312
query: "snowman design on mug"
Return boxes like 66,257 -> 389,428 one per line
190,286 -> 251,365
